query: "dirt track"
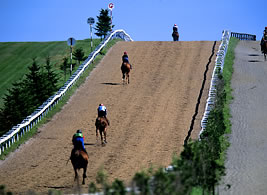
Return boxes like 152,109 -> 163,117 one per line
0,41 -> 218,194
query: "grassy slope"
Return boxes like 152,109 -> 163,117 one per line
0,39 -> 101,107
222,37 -> 239,134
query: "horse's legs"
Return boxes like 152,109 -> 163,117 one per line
100,130 -> 104,144
104,128 -> 107,143
96,128 -> 99,142
82,166 -> 87,185
74,168 -> 78,181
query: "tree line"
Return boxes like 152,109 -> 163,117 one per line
0,46 -> 88,136
0,57 -> 58,136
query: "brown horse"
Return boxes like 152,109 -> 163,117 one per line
172,31 -> 179,41
121,62 -> 131,84
70,149 -> 88,184
95,116 -> 109,145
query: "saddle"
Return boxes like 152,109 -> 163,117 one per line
96,116 -> 110,127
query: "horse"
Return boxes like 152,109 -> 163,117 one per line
121,62 -> 131,84
172,31 -> 179,41
70,149 -> 88,185
95,116 -> 109,145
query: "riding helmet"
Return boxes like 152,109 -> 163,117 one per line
77,129 -> 82,133
124,51 -> 127,55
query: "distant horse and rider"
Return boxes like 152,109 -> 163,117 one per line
261,27 -> 267,60
95,104 -> 110,145
172,24 -> 179,41
121,51 -> 132,84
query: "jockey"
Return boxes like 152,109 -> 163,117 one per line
173,24 -> 178,33
261,27 -> 267,53
97,104 -> 107,117
122,51 -> 132,69
264,27 -> 267,40
72,129 -> 87,153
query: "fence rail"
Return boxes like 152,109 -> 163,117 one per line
0,29 -> 133,156
231,32 -> 256,41
199,30 -> 231,136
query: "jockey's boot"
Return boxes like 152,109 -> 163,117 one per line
83,148 -> 88,154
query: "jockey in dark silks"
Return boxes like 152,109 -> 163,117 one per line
172,24 -> 179,41
122,51 -> 132,69
261,27 -> 267,53
72,130 -> 87,154
173,24 -> 178,33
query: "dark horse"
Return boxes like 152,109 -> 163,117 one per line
70,149 -> 88,184
261,39 -> 267,60
121,62 -> 131,84
172,31 -> 179,41
95,116 -> 109,145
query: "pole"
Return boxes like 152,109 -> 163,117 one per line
70,46 -> 72,75
90,24 -> 93,52
110,10 -> 112,32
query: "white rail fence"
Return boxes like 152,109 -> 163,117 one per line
0,29 -> 133,155
199,30 -> 231,136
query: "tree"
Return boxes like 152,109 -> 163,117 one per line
73,48 -> 86,65
44,56 -> 59,97
24,58 -> 46,111
0,57 -> 60,136
0,81 -> 28,135
60,57 -> 68,82
94,9 -> 114,40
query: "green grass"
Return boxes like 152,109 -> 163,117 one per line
0,39 -> 102,107
222,37 -> 239,134
0,39 -> 121,159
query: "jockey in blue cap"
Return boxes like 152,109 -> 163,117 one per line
72,129 -> 87,153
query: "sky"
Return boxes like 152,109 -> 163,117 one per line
1,0 -> 266,42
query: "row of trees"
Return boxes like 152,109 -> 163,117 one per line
0,57 -> 59,136
0,46 -> 87,136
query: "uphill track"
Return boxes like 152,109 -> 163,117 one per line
0,41 -> 219,194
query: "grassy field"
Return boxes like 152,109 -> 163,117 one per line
0,38 -> 102,107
